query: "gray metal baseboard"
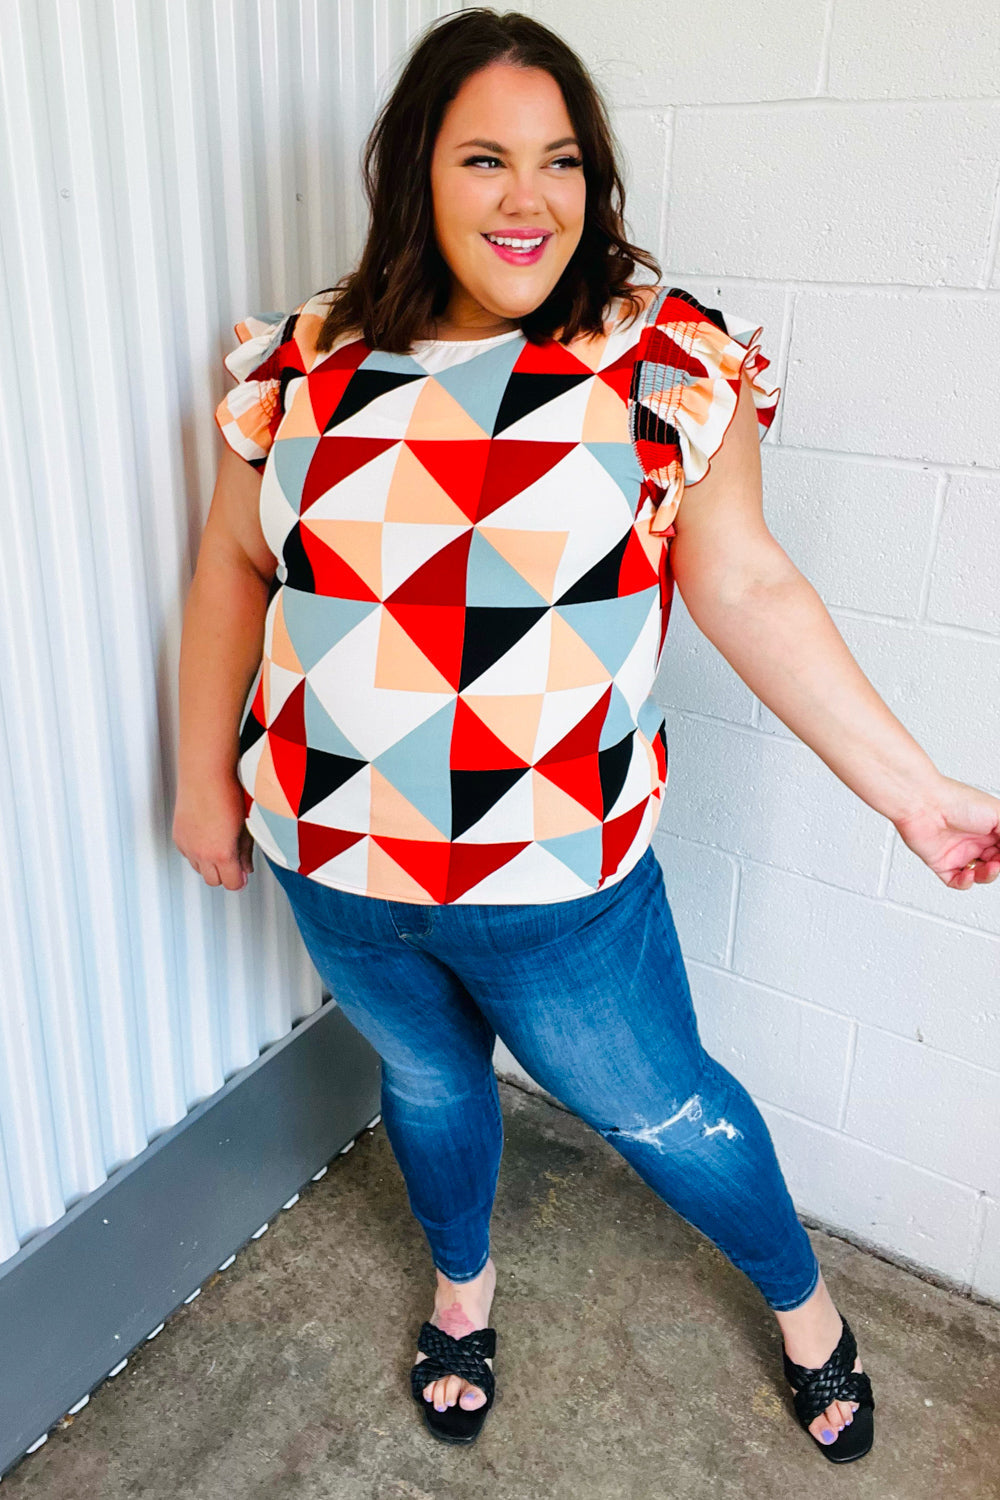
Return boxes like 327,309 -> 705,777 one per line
0,1000 -> 381,1478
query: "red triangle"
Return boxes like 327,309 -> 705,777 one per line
646,321 -> 709,380
652,724 -> 666,783
406,440 -> 492,521
635,434 -> 681,482
383,603 -> 465,688
478,440 -> 576,521
370,836 -> 451,902
597,340 -> 642,404
658,553 -> 675,661
387,530 -> 472,605
270,678 -> 306,742
537,688 -> 609,768
299,435 -> 400,515
298,822 -> 366,877
535,752 -> 605,820
300,525 -> 380,600
451,698 -> 529,771
619,527 -> 659,595
269,733 -> 307,812
444,842 -> 532,903
514,339 -> 594,375
601,802 -> 649,883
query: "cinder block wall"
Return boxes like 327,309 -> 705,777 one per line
492,0 -> 1000,1303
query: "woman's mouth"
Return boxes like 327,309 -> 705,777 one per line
481,231 -> 551,266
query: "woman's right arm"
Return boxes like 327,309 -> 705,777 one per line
172,444 -> 277,890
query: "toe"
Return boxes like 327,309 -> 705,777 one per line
809,1409 -> 843,1444
460,1381 -> 486,1410
442,1374 -> 463,1408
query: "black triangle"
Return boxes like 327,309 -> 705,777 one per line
239,707 -> 266,757
282,523 -> 316,593
492,372 -> 592,434
459,605 -> 549,690
598,734 -> 633,817
451,767 -> 529,840
557,532 -> 630,605
326,369 -> 425,432
299,748 -> 367,816
629,392 -> 680,451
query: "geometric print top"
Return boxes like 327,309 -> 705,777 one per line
214,284 -> 780,904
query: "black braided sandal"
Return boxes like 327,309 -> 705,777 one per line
409,1321 -> 497,1444
782,1314 -> 875,1463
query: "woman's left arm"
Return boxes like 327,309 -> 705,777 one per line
668,370 -> 1000,892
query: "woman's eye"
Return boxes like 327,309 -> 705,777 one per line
463,155 -> 583,169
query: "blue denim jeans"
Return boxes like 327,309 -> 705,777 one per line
264,844 -> 821,1312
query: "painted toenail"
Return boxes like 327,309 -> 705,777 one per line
821,1428 -> 835,1442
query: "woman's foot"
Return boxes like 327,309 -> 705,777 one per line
413,1257 -> 497,1413
773,1272 -> 864,1445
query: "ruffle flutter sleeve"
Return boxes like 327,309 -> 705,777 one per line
628,286 -> 781,537
214,306 -> 302,470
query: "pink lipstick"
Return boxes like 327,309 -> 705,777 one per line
481,230 -> 552,266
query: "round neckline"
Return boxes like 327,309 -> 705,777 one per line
411,327 -> 524,347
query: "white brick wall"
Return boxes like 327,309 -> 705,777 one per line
503,0 -> 1000,1303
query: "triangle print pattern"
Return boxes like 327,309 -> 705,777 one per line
216,284 -> 782,904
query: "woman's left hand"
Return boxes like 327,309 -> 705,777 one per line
893,775 -> 1000,890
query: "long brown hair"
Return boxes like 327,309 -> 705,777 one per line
314,7 -> 661,356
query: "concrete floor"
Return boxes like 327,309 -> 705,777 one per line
5,1079 -> 999,1500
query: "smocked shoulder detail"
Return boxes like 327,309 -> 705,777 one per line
628,286 -> 781,536
214,302 -> 309,470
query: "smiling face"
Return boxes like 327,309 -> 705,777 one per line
427,62 -> 587,336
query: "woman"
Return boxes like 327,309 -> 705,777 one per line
174,8 -> 999,1461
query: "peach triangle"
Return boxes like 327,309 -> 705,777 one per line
477,527 -> 567,605
409,377 -> 490,440
532,767 -> 601,836
252,738 -> 296,818
581,375 -> 629,441
374,609 -> 455,691
366,840 -> 439,902
269,592 -> 304,673
384,443 -> 470,525
301,518 -> 383,597
369,766 -> 449,841
460,693 -> 543,765
547,611 -> 613,690
273,379 -> 321,439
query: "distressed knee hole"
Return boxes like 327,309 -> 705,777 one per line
600,1093 -> 742,1147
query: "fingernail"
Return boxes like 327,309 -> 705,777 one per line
821,1428 -> 836,1443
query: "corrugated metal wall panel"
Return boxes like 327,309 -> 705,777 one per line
0,0 -> 463,1269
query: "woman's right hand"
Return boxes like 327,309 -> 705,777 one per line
172,774 -> 254,891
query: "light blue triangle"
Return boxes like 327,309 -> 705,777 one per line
431,337 -> 526,434
638,694 -> 666,743
582,441 -> 644,497
599,683 -> 639,749
466,527 -> 549,607
556,589 -> 658,677
372,699 -> 457,838
538,827 -> 604,888
270,436 -> 322,514
360,350 -> 429,375
256,805 -> 300,867
303,681 -> 366,759
281,588 -> 379,672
